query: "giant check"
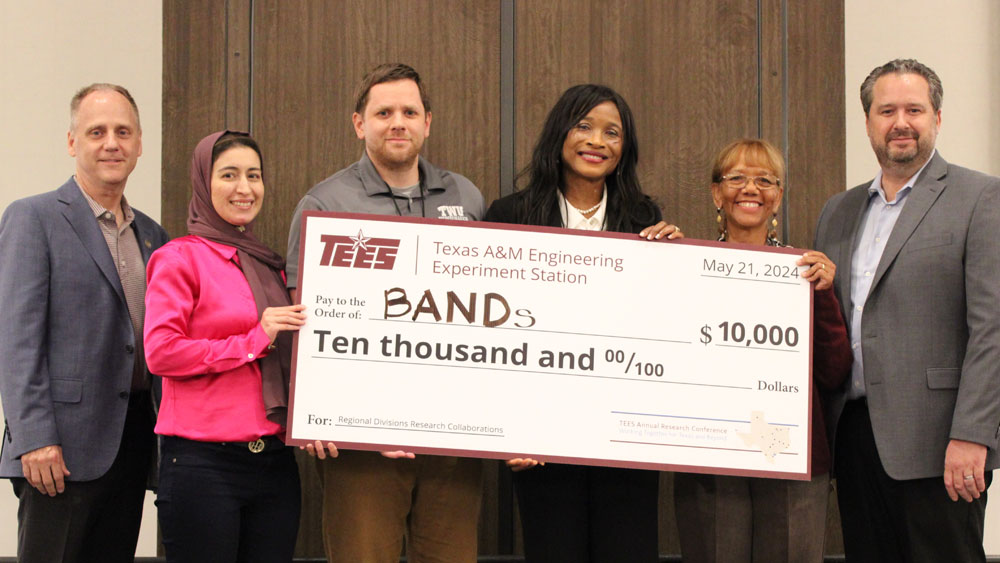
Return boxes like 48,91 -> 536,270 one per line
288,212 -> 814,479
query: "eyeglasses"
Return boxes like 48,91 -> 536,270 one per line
720,174 -> 781,190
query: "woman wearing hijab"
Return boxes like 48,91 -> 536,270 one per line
673,138 -> 851,562
485,84 -> 681,562
144,131 -> 306,562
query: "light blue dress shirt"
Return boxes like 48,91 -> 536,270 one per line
847,151 -> 935,399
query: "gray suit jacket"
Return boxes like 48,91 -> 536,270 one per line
0,178 -> 169,481
814,152 -> 1000,480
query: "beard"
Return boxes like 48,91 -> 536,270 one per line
872,128 -> 932,167
369,138 -> 422,172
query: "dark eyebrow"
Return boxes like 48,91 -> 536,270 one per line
216,166 -> 262,173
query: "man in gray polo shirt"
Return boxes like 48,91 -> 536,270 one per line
286,63 -> 484,563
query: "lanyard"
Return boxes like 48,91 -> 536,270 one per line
388,183 -> 427,217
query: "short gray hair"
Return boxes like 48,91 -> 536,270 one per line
860,59 -> 943,115
70,83 -> 141,131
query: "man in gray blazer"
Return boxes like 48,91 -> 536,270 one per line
814,59 -> 1000,562
0,84 -> 169,562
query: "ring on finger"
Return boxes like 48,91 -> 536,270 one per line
964,474 -> 975,481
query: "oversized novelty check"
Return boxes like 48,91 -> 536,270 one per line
288,212 -> 814,479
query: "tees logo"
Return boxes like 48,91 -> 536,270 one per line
318,230 -> 400,270
437,205 -> 469,220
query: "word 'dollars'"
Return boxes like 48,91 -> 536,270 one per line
383,287 -> 536,328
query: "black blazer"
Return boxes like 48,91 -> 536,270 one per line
484,190 -> 661,234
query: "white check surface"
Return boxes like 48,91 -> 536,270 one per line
290,212 -> 813,479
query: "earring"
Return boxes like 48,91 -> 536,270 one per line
767,214 -> 780,245
716,207 -> 727,240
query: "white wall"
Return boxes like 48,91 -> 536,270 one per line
1,0 -> 999,558
845,0 -> 1000,183
0,0 -> 163,557
845,0 -> 1000,555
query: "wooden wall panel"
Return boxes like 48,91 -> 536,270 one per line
225,0 -> 253,131
785,1 -> 845,249
248,0 -> 501,257
162,0 -> 254,239
760,0 -> 846,249
161,1 -> 230,239
759,0 -> 785,147
516,0 -> 760,243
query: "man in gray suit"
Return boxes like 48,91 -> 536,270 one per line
0,84 -> 169,562
814,59 -> 1000,562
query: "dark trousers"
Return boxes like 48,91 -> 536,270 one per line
514,464 -> 659,563
835,399 -> 990,563
673,471 -> 830,563
12,398 -> 154,563
156,435 -> 301,563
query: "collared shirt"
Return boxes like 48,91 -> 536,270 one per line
847,151 -> 935,398
557,188 -> 607,231
145,236 -> 281,441
285,151 -> 485,287
78,183 -> 149,391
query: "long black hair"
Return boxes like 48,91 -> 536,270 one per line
514,84 -> 658,232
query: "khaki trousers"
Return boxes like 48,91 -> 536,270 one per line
317,450 -> 482,563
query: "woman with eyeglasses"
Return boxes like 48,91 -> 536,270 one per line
672,139 -> 852,563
